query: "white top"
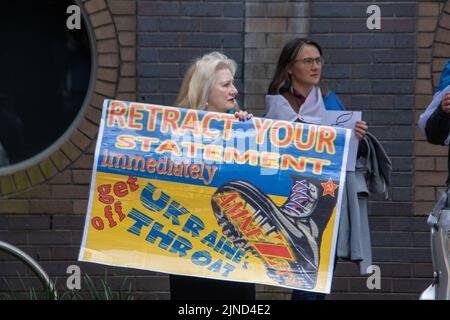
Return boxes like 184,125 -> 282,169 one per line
265,86 -> 326,124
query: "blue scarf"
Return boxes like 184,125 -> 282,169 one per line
436,60 -> 450,93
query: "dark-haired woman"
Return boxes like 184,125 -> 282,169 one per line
265,38 -> 368,139
265,38 -> 371,300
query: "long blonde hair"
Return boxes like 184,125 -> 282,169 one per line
176,52 -> 237,110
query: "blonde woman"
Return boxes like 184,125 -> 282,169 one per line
171,52 -> 254,300
176,51 -> 251,119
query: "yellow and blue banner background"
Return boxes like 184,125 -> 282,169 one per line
79,99 -> 350,293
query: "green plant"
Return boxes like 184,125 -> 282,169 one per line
1,274 -> 57,300
1,273 -> 135,300
76,274 -> 134,300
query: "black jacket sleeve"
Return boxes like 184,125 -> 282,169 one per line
357,139 -> 368,158
425,104 -> 450,145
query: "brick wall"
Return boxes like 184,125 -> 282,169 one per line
244,1 -> 309,117
137,0 -> 244,107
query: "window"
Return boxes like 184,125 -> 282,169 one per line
0,0 -> 92,167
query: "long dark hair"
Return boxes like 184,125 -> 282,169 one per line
268,38 -> 328,96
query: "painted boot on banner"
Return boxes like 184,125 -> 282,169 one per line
211,179 -> 321,289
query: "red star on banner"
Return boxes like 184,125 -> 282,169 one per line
321,178 -> 339,197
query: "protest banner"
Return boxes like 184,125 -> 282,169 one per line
79,99 -> 351,293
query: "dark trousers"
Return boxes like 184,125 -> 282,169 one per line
170,275 -> 255,300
